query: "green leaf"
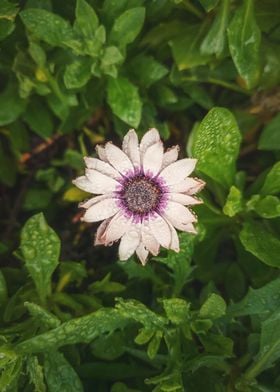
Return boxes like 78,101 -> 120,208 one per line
227,0 -> 261,89
243,309 -> 280,381
223,186 -> 243,217
134,328 -> 155,345
200,334 -> 233,356
23,99 -> 54,138
227,277 -> 280,318
192,107 -> 241,188
154,233 -> 195,296
239,221 -> 280,268
128,55 -> 168,87
116,298 -> 167,329
91,331 -> 125,360
162,298 -> 190,325
64,58 -> 92,89
199,293 -> 226,319
259,113 -> 280,150
0,356 -> 22,392
20,213 -> 60,302
110,7 -> 145,47
20,9 -> 78,50
107,77 -> 142,127
24,302 -> 61,329
0,82 -> 26,126
44,350 -> 83,392
26,356 -> 46,392
16,308 -> 129,353
247,195 -> 280,218
0,0 -> 19,21
170,24 -> 210,70
74,0 -> 99,38
255,310 -> 280,372
260,162 -> 280,195
200,0 -> 230,57
147,330 -> 163,359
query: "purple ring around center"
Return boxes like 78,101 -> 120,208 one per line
114,169 -> 169,223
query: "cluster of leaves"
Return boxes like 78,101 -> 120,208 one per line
0,0 -> 280,391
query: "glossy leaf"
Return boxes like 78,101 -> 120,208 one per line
17,308 -> 129,353
74,0 -> 99,38
129,54 -> 168,87
110,7 -> 145,47
107,77 -> 142,127
258,113 -> 280,150
260,162 -> 280,195
247,195 -> 280,219
228,277 -> 280,318
170,24 -> 210,70
227,0 -> 261,89
20,213 -> 60,302
223,186 -> 243,217
20,9 -> 77,49
200,0 -> 230,57
199,293 -> 226,319
239,221 -> 280,268
192,107 -> 241,188
44,350 -> 83,392
64,58 -> 92,89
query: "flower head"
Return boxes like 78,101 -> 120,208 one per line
73,128 -> 205,265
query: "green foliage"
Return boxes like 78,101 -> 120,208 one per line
1,0 -> 280,390
20,213 -> 60,302
192,107 -> 241,188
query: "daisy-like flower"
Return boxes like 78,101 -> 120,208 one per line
73,128 -> 205,265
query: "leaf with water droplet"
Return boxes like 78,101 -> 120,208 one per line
227,0 -> 261,89
228,277 -> 280,319
239,221 -> 280,268
192,107 -> 241,188
20,213 -> 60,302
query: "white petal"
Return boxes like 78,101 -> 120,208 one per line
72,176 -> 94,193
161,145 -> 179,170
85,169 -> 119,194
82,198 -> 119,222
105,212 -> 132,243
140,128 -> 160,161
149,213 -> 171,248
143,141 -> 164,176
169,193 -> 202,205
184,223 -> 197,234
79,194 -> 113,209
164,201 -> 197,231
160,158 -> 197,186
94,219 -> 111,245
141,221 -> 160,256
165,218 -> 180,252
118,229 -> 140,261
169,178 -> 205,194
84,157 -> 121,180
95,145 -> 108,162
105,142 -> 134,174
122,129 -> 141,168
136,243 -> 149,266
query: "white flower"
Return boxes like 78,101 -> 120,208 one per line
73,128 -> 205,265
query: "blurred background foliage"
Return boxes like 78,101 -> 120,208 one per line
0,0 -> 280,391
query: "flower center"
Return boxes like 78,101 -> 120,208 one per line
120,175 -> 163,215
